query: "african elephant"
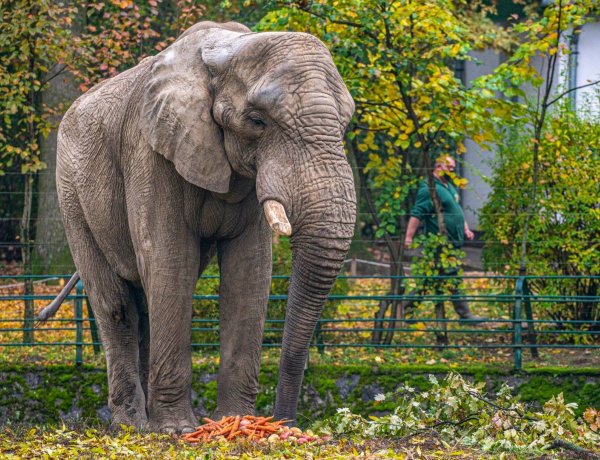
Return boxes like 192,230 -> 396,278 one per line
54,20 -> 356,433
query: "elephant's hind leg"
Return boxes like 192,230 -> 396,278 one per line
60,191 -> 148,429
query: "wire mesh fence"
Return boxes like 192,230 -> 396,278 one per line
0,274 -> 598,370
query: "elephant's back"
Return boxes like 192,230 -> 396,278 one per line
56,62 -> 153,283
58,57 -> 154,172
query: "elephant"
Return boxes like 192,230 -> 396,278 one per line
52,20 -> 356,433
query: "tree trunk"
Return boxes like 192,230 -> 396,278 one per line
21,173 -> 35,343
33,2 -> 83,274
34,66 -> 78,273
346,136 -> 410,345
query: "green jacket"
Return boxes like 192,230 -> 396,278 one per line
410,178 -> 465,248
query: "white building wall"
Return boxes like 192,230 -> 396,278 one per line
461,49 -> 503,231
575,22 -> 600,114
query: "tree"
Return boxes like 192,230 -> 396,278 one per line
479,0 -> 600,327
32,1 -> 210,273
34,0 -> 85,275
256,0 -> 513,343
0,0 -> 74,340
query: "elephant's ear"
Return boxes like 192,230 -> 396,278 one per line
141,32 -> 233,193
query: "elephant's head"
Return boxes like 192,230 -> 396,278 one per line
141,22 -> 356,423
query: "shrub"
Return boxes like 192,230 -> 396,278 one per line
480,100 -> 600,328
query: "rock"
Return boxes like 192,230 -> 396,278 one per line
303,384 -> 334,411
91,384 -> 102,395
361,384 -> 384,402
24,372 -> 40,390
198,373 -> 217,384
97,405 -> 111,423
192,398 -> 207,418
335,374 -> 360,401
61,404 -> 82,422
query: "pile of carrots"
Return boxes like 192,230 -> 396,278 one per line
182,415 -> 295,443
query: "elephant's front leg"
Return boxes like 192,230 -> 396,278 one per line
214,211 -> 272,417
143,241 -> 200,434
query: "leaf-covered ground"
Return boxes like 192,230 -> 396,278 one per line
1,373 -> 598,460
1,278 -> 598,458
0,425 -> 583,459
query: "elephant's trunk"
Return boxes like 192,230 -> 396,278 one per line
267,160 -> 356,423
273,243 -> 348,423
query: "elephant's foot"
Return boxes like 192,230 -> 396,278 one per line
212,401 -> 256,420
109,405 -> 148,432
147,403 -> 198,434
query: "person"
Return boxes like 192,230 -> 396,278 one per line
403,155 -> 485,323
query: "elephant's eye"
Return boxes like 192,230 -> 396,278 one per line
248,112 -> 266,128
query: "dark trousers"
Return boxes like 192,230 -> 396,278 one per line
402,268 -> 472,319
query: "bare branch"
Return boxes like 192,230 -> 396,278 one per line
547,80 -> 600,107
550,439 -> 600,460
275,1 -> 381,42
42,64 -> 68,85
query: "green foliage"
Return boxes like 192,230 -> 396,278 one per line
256,0 -> 512,244
476,0 -> 600,328
410,234 -> 465,279
318,372 -> 600,455
406,234 -> 466,310
480,102 -> 600,324
69,0 -> 206,93
476,0 -> 599,106
0,0 -> 73,175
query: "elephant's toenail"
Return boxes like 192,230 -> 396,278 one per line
162,426 -> 177,435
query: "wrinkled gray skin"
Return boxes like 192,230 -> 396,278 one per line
56,21 -> 356,433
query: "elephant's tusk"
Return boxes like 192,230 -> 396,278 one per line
263,200 -> 292,236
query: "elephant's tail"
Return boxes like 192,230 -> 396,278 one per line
36,272 -> 80,323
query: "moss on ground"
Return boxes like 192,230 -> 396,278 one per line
0,363 -> 597,426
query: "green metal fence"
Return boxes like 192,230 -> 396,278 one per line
0,274 -> 598,370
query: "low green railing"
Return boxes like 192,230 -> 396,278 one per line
1,274 -> 598,370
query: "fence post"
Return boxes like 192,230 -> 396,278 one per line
522,279 -> 539,358
75,279 -> 84,366
315,320 -> 325,355
513,277 -> 524,371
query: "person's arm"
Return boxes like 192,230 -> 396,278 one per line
464,221 -> 474,240
404,216 -> 421,248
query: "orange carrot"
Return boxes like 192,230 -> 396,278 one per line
228,430 -> 242,439
231,415 -> 241,434
181,414 -> 292,444
255,416 -> 274,424
271,420 -> 288,426
216,423 -> 233,435
249,424 -> 279,432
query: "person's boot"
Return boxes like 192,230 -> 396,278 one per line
454,302 -> 486,325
